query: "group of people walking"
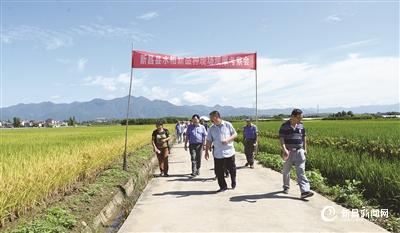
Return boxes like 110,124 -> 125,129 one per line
151,109 -> 314,199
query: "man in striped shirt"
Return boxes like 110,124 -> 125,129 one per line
279,109 -> 314,199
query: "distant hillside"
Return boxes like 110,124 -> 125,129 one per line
1,96 -> 398,121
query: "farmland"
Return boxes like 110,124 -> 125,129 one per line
0,125 -> 159,225
234,119 -> 400,214
1,119 -> 399,231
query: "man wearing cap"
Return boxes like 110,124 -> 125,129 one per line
205,111 -> 238,192
279,109 -> 314,198
243,118 -> 258,169
184,114 -> 207,177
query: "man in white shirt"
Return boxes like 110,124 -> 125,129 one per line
205,111 -> 238,192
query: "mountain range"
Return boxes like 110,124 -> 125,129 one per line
1,96 -> 399,121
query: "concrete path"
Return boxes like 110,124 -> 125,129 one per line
118,143 -> 387,232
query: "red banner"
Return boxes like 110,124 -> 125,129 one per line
132,50 -> 256,70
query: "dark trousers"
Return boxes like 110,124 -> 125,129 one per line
212,146 -> 228,177
244,139 -> 256,165
213,162 -> 229,177
189,143 -> 203,174
156,147 -> 169,174
214,155 -> 236,189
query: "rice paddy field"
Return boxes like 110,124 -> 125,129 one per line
234,119 -> 400,214
0,125 -> 160,225
1,120 -> 399,227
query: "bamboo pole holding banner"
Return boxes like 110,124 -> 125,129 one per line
254,52 -> 259,156
255,52 -> 258,126
123,43 -> 134,171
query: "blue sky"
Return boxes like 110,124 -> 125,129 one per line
1,1 -> 399,109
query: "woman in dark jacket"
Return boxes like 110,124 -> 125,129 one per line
152,120 -> 171,176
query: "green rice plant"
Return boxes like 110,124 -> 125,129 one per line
0,125 -> 165,224
233,120 -> 400,214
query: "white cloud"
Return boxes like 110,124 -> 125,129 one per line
0,25 -> 73,50
172,55 -> 399,109
173,70 -> 223,85
84,76 -> 117,91
325,14 -> 342,22
82,73 -> 142,92
1,35 -> 11,43
80,56 -> 399,110
0,23 -> 152,49
50,95 -> 61,100
334,38 -> 379,50
106,94 -> 116,99
149,86 -> 170,100
182,91 -> 209,104
77,58 -> 88,71
72,24 -> 152,42
170,97 -> 182,105
348,53 -> 359,59
46,37 -> 70,50
138,85 -> 183,106
139,85 -> 205,106
137,11 -> 159,21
